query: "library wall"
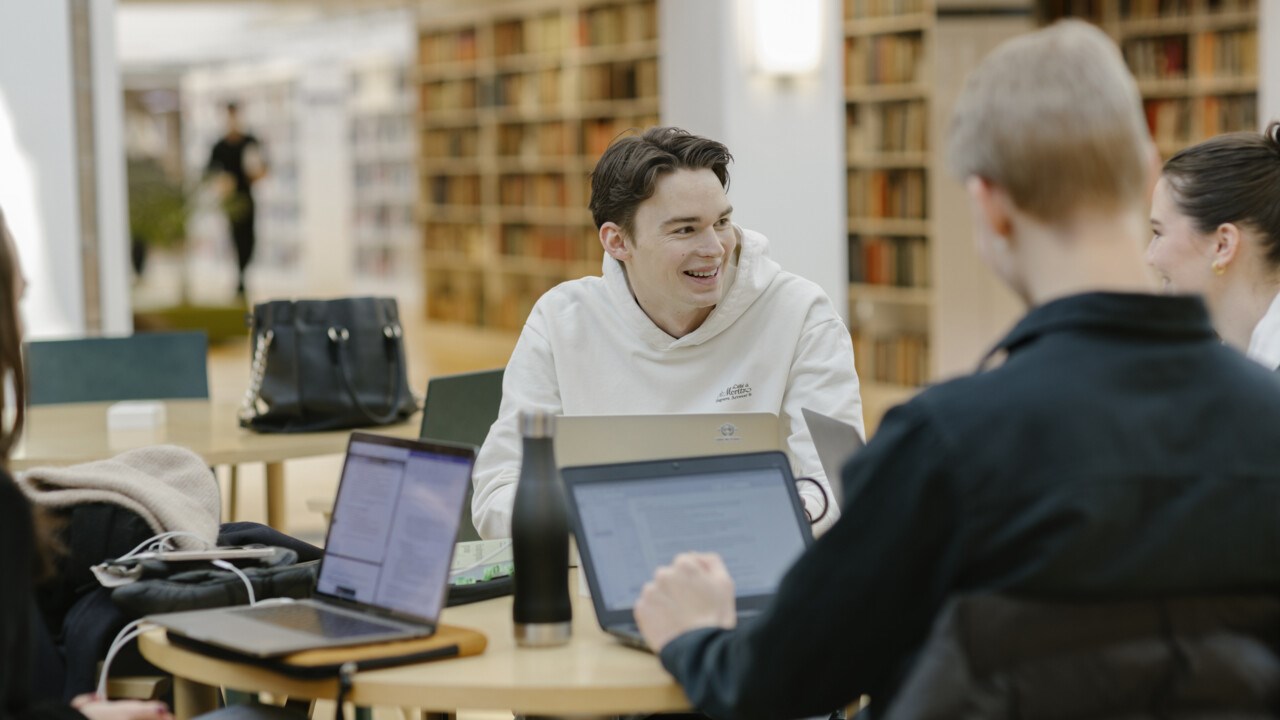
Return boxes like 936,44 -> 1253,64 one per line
660,0 -> 848,322
1263,0 -> 1279,127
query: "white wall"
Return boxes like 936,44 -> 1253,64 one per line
0,2 -> 84,338
660,0 -> 847,319
0,0 -> 129,339
1262,0 -> 1279,129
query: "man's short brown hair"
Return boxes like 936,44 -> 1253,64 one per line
947,20 -> 1150,223
589,127 -> 733,239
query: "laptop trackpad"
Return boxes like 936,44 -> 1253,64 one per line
235,603 -> 410,639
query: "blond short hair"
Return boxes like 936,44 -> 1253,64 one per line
947,20 -> 1150,223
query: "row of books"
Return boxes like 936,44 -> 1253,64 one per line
494,70 -> 563,108
499,173 -> 572,207
495,12 -> 565,58
1144,97 -> 1192,145
423,128 -> 480,159
498,121 -> 573,157
584,114 -> 660,157
579,1 -> 657,47
1205,0 -> 1256,11
352,204 -> 415,230
351,115 -> 414,147
1193,29 -> 1257,78
1119,0 -> 1190,18
420,79 -> 478,113
420,29 -> 479,68
844,0 -> 926,19
501,225 -> 598,261
1201,93 -> 1257,135
424,222 -> 486,258
845,34 -> 925,87
581,59 -> 659,102
427,175 -> 482,205
848,169 -> 927,220
353,161 -> 415,189
851,331 -> 930,386
848,235 -> 929,288
846,101 -> 928,155
1123,36 -> 1188,80
425,267 -> 484,325
490,273 -> 578,330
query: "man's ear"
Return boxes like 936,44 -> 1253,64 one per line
966,176 -> 1014,243
600,222 -> 631,262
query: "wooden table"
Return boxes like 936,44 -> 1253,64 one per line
138,572 -> 690,719
10,400 -> 421,529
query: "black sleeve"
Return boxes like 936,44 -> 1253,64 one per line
658,401 -> 965,720
205,140 -> 222,177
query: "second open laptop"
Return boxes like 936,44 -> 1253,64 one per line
554,412 -> 780,468
563,451 -> 814,650
801,407 -> 866,509
148,432 -> 477,658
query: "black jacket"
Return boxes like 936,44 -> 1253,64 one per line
0,474 -> 85,720
883,594 -> 1280,719
660,293 -> 1280,719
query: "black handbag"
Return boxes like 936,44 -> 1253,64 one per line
239,297 -> 418,433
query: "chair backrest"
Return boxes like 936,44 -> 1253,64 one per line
419,368 -> 504,542
883,593 -> 1280,720
25,331 -> 210,405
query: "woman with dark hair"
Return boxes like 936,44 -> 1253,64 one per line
0,208 -> 172,720
1146,121 -> 1280,367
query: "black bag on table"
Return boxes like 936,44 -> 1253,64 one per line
239,297 -> 418,433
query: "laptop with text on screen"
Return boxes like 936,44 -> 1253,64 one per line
563,451 -> 813,650
148,433 -> 476,657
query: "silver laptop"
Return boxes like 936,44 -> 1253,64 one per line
554,412 -> 779,468
563,451 -> 813,650
802,407 -> 865,509
148,433 -> 477,657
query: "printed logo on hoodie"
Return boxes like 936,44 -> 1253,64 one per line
716,382 -> 753,403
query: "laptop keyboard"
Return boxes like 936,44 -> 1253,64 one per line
237,603 -> 408,639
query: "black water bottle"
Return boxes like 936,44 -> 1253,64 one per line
511,410 -> 572,646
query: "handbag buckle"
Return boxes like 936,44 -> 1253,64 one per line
383,324 -> 403,340
327,327 -> 350,343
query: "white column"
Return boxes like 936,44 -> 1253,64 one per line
91,0 -> 133,335
298,62 -> 353,297
1262,0 -> 1279,130
660,0 -> 847,320
0,1 -> 85,338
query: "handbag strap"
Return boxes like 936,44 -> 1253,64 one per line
238,329 -> 275,425
329,324 -> 407,425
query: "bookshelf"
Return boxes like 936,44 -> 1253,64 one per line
416,0 -> 659,329
349,59 -> 420,286
843,0 -> 935,399
1038,0 -> 1259,158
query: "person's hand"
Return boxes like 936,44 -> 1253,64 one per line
635,552 -> 736,652
71,694 -> 173,720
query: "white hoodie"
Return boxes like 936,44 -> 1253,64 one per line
471,227 -> 864,538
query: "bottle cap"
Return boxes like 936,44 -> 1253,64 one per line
519,410 -> 556,438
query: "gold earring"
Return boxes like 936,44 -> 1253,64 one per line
1212,261 -> 1226,276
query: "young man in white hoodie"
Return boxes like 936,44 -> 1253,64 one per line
471,127 -> 863,539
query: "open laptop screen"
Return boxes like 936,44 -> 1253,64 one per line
572,465 -> 809,613
317,437 -> 473,621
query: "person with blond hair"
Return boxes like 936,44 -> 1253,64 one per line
632,21 -> 1280,718
1147,122 -> 1280,367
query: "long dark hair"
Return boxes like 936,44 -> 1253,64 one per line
0,206 -> 24,462
1162,121 -> 1280,268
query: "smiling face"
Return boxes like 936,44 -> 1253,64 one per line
601,168 -> 736,338
1146,176 -> 1217,296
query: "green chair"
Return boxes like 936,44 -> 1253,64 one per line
25,331 -> 209,405
419,368 -> 505,542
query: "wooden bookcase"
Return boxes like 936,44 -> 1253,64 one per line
1039,0 -> 1259,158
843,0 -> 935,403
416,0 -> 659,329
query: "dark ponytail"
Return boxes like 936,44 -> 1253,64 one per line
1162,121 -> 1280,269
